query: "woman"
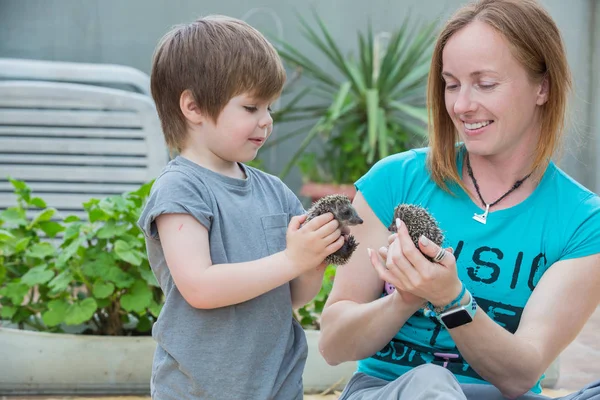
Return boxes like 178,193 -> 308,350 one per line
318,0 -> 600,399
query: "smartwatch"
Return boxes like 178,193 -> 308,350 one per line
437,292 -> 477,329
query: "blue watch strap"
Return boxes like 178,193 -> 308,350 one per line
436,290 -> 477,328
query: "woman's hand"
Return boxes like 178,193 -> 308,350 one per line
375,245 -> 425,307
369,218 -> 462,308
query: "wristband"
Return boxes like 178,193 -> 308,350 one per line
424,282 -> 466,318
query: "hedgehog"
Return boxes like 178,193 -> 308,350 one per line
305,194 -> 363,266
388,204 -> 445,261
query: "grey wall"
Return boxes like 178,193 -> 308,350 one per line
542,0 -> 598,196
593,0 -> 600,195
0,0 -> 598,194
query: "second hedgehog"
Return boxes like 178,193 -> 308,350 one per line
305,194 -> 363,266
388,204 -> 445,260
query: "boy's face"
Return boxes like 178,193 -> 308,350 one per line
200,93 -> 275,164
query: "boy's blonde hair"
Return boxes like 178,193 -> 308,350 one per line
426,0 -> 572,192
150,15 -> 286,152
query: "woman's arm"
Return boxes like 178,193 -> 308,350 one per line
380,223 -> 600,398
318,192 -> 425,365
450,253 -> 600,398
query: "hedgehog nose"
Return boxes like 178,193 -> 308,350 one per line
356,217 -> 363,224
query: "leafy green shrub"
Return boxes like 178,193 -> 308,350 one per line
0,177 -> 334,334
294,264 -> 336,330
0,178 -> 161,336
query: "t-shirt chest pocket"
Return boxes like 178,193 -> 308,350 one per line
261,213 -> 288,255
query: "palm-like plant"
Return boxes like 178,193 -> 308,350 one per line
270,13 -> 437,184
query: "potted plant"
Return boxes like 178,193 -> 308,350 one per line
268,13 -> 436,202
0,178 -> 160,395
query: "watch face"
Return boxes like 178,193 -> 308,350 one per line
441,308 -> 473,329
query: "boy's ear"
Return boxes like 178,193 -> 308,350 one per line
180,90 -> 204,124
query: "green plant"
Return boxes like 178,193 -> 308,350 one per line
0,178 -> 161,336
271,13 -> 437,184
0,178 -> 340,333
294,264 -> 336,329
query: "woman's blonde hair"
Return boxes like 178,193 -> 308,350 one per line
426,0 -> 572,191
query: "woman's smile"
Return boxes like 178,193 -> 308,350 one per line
463,120 -> 494,136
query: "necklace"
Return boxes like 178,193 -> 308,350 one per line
465,152 -> 531,225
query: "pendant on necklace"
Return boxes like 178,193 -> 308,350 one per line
473,203 -> 490,225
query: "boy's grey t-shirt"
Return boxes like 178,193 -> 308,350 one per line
138,156 -> 308,400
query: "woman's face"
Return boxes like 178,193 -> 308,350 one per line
442,21 -> 548,159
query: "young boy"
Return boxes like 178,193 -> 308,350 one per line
137,15 -> 344,399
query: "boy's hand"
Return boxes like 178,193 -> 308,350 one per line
284,213 -> 344,274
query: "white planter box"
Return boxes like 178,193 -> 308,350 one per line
0,327 -> 357,395
0,327 -> 155,395
0,326 -> 559,395
304,329 -> 357,393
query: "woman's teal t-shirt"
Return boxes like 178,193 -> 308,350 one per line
354,147 -> 600,393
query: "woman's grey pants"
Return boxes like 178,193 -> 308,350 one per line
338,365 -> 600,400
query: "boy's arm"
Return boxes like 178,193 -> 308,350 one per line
156,212 -> 342,309
290,262 -> 328,309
